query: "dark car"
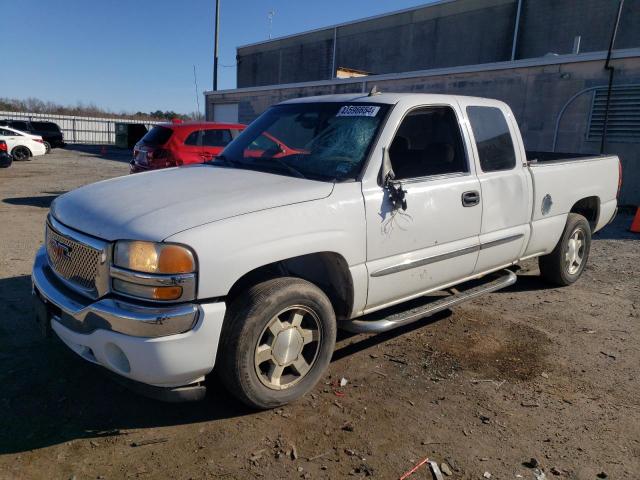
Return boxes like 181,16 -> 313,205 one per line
0,140 -> 12,168
0,119 -> 65,153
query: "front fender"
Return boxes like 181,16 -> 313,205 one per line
165,183 -> 367,300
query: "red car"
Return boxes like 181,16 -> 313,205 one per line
130,121 -> 244,173
130,121 -> 305,173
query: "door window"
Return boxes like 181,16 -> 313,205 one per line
466,106 -> 516,172
184,130 -> 202,146
0,129 -> 18,136
202,129 -> 232,147
389,106 -> 468,180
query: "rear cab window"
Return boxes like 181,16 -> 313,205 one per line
140,126 -> 173,146
466,106 -> 516,172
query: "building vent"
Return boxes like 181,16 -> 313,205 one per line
588,85 -> 640,142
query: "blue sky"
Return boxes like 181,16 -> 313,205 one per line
1,0 -> 434,115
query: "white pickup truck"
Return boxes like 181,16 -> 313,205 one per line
32,93 -> 620,408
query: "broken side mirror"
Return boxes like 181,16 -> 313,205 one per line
380,147 -> 407,211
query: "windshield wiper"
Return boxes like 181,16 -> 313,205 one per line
262,157 -> 307,179
210,154 -> 307,179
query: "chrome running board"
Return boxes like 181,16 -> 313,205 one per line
340,269 -> 517,334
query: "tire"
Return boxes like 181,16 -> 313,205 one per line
539,213 -> 591,286
11,146 -> 31,161
44,141 -> 51,154
0,156 -> 11,168
217,277 -> 337,409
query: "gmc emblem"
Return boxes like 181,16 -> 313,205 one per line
49,238 -> 72,260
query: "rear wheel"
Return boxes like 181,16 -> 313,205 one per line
44,141 -> 51,153
11,146 -> 31,161
539,213 -> 591,286
217,277 -> 336,409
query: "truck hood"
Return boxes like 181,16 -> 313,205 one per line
51,165 -> 334,241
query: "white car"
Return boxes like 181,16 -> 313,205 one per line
32,93 -> 620,408
0,126 -> 47,160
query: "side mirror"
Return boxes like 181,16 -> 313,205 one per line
380,147 -> 407,211
379,147 -> 395,186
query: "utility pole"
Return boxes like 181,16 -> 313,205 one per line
213,0 -> 220,91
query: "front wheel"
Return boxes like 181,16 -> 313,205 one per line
217,277 -> 336,409
539,213 -> 591,286
44,141 -> 51,153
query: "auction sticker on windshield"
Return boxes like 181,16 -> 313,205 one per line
336,105 -> 381,117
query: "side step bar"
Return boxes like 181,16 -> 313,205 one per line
340,269 -> 517,334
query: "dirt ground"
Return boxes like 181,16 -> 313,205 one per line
0,146 -> 638,480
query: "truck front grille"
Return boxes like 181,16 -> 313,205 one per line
45,222 -> 101,295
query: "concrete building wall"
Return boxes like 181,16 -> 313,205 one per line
236,0 -> 640,89
516,0 -> 639,58
207,53 -> 640,205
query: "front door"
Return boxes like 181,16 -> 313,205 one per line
363,104 -> 482,311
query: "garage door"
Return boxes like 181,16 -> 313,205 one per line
213,103 -> 239,123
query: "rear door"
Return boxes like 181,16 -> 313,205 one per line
458,99 -> 531,273
201,128 -> 233,161
179,129 -> 204,165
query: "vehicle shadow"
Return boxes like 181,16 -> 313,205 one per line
0,273 -> 452,455
63,144 -> 132,163
3,191 -> 66,208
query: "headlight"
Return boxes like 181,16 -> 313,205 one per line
114,241 -> 195,274
112,241 -> 197,302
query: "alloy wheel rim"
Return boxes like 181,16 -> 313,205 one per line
254,305 -> 321,390
565,228 -> 585,275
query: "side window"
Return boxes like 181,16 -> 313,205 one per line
202,129 -> 232,147
11,121 -> 28,131
388,106 -> 468,180
248,134 -> 278,151
184,130 -> 201,146
466,106 -> 516,172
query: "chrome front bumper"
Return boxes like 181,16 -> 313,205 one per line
32,246 -> 198,338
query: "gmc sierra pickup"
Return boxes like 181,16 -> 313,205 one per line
32,93 -> 620,408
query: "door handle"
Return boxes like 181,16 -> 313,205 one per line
462,190 -> 480,207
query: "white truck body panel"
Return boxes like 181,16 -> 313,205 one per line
166,182 -> 368,304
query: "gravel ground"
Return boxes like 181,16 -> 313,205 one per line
0,147 -> 639,480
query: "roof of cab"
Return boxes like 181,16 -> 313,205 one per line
278,92 -> 499,106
